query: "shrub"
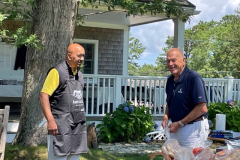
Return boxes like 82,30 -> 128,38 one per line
96,102 -> 154,143
208,100 -> 240,132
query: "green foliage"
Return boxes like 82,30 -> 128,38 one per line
96,102 -> 154,143
79,0 -> 190,22
128,32 -> 146,68
155,56 -> 168,76
208,101 -> 240,132
129,63 -> 169,76
128,63 -> 138,76
0,1 -> 41,48
160,11 -> 240,78
137,64 -> 158,76
0,13 -> 8,37
0,0 -> 35,21
11,24 -> 41,49
142,6 -> 240,77
0,0 -> 190,51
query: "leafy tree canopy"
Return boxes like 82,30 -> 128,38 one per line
128,32 -> 146,68
157,7 -> 240,78
0,0 -> 191,48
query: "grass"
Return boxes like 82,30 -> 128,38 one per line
5,142 -> 224,160
5,144 -> 163,160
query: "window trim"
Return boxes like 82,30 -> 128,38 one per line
73,39 -> 98,74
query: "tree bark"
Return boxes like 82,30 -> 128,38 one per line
13,0 -> 78,145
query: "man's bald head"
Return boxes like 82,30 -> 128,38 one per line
166,48 -> 186,79
167,48 -> 184,58
67,43 -> 84,56
66,43 -> 85,71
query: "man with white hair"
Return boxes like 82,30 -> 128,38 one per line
162,48 -> 209,147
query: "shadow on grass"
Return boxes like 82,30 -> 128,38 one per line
5,144 -> 47,160
5,144 -> 160,160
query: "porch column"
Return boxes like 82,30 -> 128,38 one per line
172,18 -> 185,52
123,28 -> 130,76
114,76 -> 122,111
224,76 -> 234,102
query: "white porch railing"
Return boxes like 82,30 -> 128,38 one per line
83,75 -> 240,117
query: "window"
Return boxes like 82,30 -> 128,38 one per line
81,43 -> 94,74
73,39 -> 98,74
0,42 -> 24,81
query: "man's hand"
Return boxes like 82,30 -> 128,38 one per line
168,121 -> 181,133
39,92 -> 58,136
47,120 -> 58,136
161,114 -> 169,128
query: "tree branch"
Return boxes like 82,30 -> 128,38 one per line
0,1 -> 32,21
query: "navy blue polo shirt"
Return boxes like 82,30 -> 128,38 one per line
166,66 -> 207,122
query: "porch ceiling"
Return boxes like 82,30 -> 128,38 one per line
78,6 -> 200,27
78,8 -> 170,27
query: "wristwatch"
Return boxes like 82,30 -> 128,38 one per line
178,120 -> 184,127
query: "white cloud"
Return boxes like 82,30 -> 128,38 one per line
187,0 -> 238,23
130,0 -> 239,66
141,51 -> 151,58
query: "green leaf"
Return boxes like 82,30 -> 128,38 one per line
97,102 -> 155,142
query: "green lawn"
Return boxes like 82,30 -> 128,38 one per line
5,144 -> 164,160
5,142 -> 223,160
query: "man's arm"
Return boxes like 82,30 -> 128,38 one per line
180,75 -> 208,124
39,68 -> 59,135
162,105 -> 170,128
39,92 -> 58,135
169,102 -> 207,133
180,102 -> 207,125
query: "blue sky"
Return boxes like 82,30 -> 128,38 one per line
130,0 -> 239,66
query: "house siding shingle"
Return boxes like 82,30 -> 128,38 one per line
74,27 -> 124,75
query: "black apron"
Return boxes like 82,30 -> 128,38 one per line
52,76 -> 89,156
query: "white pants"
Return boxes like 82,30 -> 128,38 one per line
47,135 -> 80,160
170,118 -> 209,147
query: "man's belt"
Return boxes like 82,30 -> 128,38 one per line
187,115 -> 208,124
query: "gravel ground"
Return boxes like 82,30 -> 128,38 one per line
98,141 -> 164,154
98,140 -> 225,154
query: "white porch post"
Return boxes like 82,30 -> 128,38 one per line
224,76 -> 234,102
123,28 -> 130,76
172,18 -> 185,52
114,76 -> 122,111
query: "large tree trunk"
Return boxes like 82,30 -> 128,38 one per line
13,0 -> 78,145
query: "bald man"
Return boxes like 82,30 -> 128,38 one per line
162,48 -> 209,147
39,43 -> 89,160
